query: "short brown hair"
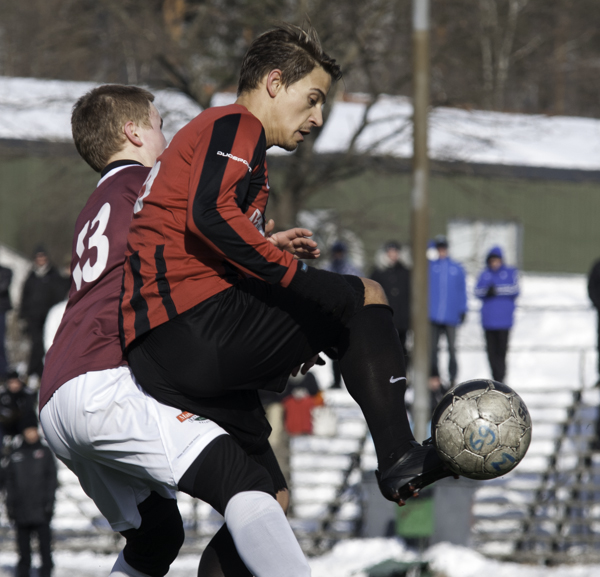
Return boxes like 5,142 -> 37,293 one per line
237,23 -> 342,96
71,85 -> 155,172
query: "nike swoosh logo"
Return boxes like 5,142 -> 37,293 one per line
390,376 -> 406,383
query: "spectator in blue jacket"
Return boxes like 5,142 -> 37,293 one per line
429,235 -> 467,393
474,246 -> 519,383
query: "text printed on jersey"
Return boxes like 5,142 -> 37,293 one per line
216,150 -> 252,172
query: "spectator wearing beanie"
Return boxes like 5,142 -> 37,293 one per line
5,410 -> 57,577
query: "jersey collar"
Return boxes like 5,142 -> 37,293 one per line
98,160 -> 144,187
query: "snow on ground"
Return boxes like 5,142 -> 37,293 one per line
0,550 -> 199,576
2,538 -> 600,576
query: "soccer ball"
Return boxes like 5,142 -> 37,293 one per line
431,379 -> 532,480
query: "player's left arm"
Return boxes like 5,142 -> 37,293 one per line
264,219 -> 320,260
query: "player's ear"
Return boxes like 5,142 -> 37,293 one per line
266,69 -> 283,98
123,121 -> 143,147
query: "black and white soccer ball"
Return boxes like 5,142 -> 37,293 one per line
431,379 -> 532,480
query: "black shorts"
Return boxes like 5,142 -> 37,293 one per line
127,275 -> 364,448
129,275 -> 364,395
178,435 -> 287,516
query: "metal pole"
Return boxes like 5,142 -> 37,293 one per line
411,0 -> 430,442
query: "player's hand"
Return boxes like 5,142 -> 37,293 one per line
265,220 -> 320,260
291,354 -> 326,377
265,218 -> 276,237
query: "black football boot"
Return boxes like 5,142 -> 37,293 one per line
375,439 -> 455,505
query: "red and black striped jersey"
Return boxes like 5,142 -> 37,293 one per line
40,164 -> 149,410
120,104 -> 298,347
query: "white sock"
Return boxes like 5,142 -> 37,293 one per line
110,550 -> 152,577
224,491 -> 311,577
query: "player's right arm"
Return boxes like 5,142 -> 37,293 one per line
186,112 -> 298,287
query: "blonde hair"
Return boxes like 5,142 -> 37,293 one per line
71,85 -> 155,172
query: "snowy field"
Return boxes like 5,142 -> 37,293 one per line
1,539 -> 600,576
2,271 -> 598,576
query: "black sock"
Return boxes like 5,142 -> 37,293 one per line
338,305 -> 415,470
198,524 -> 252,577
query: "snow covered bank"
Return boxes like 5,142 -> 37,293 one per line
1,539 -> 600,576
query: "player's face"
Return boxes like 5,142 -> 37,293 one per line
272,66 -> 331,152
139,103 -> 167,164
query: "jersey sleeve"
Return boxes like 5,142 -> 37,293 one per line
186,112 -> 298,287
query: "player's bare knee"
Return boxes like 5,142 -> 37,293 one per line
362,278 -> 388,306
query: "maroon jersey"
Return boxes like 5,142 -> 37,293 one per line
120,104 -> 298,347
39,164 -> 150,410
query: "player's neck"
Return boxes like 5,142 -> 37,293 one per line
106,146 -> 155,168
100,159 -> 144,178
235,94 -> 275,149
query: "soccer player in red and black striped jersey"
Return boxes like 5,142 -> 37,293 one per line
122,19 -> 452,544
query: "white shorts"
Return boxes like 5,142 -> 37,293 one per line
40,366 -> 227,532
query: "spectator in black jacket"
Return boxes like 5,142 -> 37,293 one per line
587,259 -> 600,451
588,259 -> 600,387
0,264 -> 12,379
371,241 -> 411,351
5,410 -> 57,577
0,371 -> 36,454
19,247 -> 69,383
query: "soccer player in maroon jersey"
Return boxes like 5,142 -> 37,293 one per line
122,21 -> 451,534
40,86 -> 310,577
